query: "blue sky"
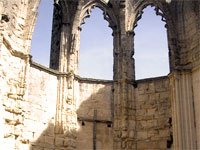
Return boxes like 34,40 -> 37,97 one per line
31,1 -> 169,80
31,0 -> 53,67
134,6 -> 169,79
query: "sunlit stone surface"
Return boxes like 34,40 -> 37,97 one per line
0,0 -> 199,149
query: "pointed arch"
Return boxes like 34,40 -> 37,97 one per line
79,7 -> 114,79
67,0 -> 120,79
128,0 -> 178,72
25,0 -> 42,53
30,0 -> 54,67
133,5 -> 170,79
127,0 -> 169,31
79,0 -> 118,32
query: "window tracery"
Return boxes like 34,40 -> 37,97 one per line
79,1 -> 118,32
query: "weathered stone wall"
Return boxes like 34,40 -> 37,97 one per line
0,0 -> 40,148
77,80 -> 113,150
76,77 -> 172,149
135,77 -> 171,149
0,0 -> 199,149
24,64 -> 58,149
0,2 -> 30,146
174,1 -> 200,69
0,40 -> 28,149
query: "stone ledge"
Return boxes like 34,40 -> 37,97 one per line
75,75 -> 114,84
136,76 -> 169,83
30,60 -> 60,76
29,62 -> 169,86
30,61 -> 114,84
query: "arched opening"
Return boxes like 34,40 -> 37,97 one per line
79,7 -> 113,80
134,6 -> 169,80
30,0 -> 53,67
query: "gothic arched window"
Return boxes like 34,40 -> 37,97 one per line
79,7 -> 113,80
134,6 -> 169,80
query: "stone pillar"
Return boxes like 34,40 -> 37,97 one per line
113,80 -> 136,150
54,21 -> 77,149
192,67 -> 200,149
55,23 -> 69,133
50,3 -> 62,70
169,72 -> 197,149
113,9 -> 136,149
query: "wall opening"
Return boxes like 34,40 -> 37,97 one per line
134,6 -> 169,80
79,8 -> 113,80
30,0 -> 53,67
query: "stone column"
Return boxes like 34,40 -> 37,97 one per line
192,67 -> 200,149
50,3 -> 62,70
169,71 -> 197,149
113,12 -> 136,149
54,22 -> 77,149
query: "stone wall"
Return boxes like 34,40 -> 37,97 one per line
76,77 -> 172,150
180,2 -> 199,68
0,0 -> 199,149
0,0 -> 40,148
135,77 -> 171,149
24,64 -> 58,149
0,29 -> 29,150
77,80 -> 113,150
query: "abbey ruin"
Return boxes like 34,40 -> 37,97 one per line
0,0 -> 199,149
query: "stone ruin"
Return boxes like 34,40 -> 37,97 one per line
0,0 -> 199,149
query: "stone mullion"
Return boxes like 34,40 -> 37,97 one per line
50,3 -> 62,70
113,32 -> 120,80
118,34 -> 128,150
59,24 -> 69,73
65,27 -> 81,150
169,72 -> 197,149
113,8 -> 128,149
124,33 -> 135,81
127,83 -> 136,149
55,24 -> 68,133
65,75 -> 77,149
55,76 -> 63,134
113,32 -> 135,150
112,1 -> 136,146
171,75 -> 180,148
54,21 -> 77,149
192,67 -> 200,149
121,32 -> 135,150
186,73 -> 197,148
63,22 -> 80,150
121,81 -> 128,141
113,82 -> 120,150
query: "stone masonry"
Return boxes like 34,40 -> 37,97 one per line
0,0 -> 199,150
